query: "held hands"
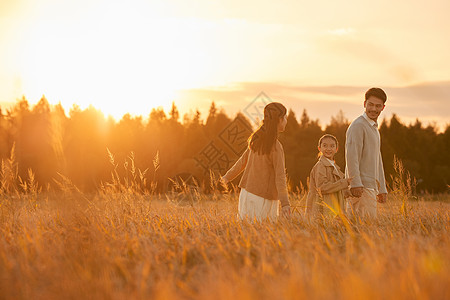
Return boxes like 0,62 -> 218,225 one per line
377,193 -> 387,203
346,177 -> 353,185
349,186 -> 388,203
350,187 -> 364,197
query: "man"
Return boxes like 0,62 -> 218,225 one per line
345,87 -> 388,218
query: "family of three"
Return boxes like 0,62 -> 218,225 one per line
221,87 -> 388,221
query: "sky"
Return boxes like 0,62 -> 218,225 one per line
0,0 -> 449,129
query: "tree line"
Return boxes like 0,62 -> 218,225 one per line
0,96 -> 449,194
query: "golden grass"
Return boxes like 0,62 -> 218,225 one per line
0,191 -> 448,300
1,149 -> 448,299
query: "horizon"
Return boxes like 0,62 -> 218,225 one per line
1,89 -> 448,133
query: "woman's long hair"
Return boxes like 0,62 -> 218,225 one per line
248,102 -> 287,155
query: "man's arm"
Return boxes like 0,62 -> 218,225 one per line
345,123 -> 364,197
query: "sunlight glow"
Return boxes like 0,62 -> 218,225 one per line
15,0 -> 216,119
1,0 -> 449,126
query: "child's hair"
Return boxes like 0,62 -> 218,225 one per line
249,102 -> 287,155
317,134 -> 338,158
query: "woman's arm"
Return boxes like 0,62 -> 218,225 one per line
222,148 -> 250,183
272,142 -> 290,208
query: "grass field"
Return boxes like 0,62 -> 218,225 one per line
0,188 -> 449,300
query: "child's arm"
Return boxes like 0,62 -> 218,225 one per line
342,187 -> 352,198
222,148 -> 250,183
315,164 -> 349,195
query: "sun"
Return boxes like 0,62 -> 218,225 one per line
15,0 -> 215,120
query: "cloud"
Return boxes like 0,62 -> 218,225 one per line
177,81 -> 450,130
316,33 -> 421,84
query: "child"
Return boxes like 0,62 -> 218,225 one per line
305,134 -> 351,217
221,102 -> 291,221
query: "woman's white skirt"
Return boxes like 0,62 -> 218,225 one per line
238,188 -> 279,222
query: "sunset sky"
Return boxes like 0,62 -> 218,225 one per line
1,0 -> 449,128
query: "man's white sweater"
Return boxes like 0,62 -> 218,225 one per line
345,113 -> 387,194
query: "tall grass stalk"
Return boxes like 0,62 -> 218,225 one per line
391,155 -> 417,218
0,143 -> 19,196
102,148 -> 149,196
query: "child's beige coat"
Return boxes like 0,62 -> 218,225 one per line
305,156 -> 349,216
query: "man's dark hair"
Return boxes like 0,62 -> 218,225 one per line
365,87 -> 387,103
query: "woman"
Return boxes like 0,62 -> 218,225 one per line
222,102 -> 291,221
